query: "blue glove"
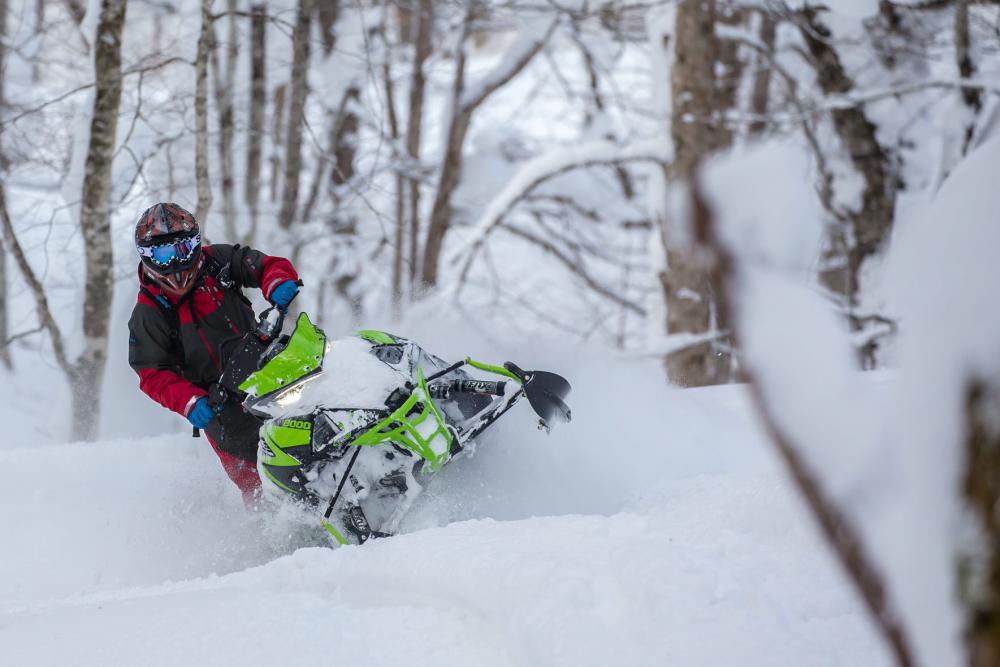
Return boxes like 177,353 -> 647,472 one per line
187,397 -> 217,429
270,280 -> 299,311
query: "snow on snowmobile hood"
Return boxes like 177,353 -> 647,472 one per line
250,335 -> 407,418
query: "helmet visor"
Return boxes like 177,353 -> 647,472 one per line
139,233 -> 200,268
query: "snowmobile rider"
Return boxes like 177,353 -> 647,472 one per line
127,202 -> 301,503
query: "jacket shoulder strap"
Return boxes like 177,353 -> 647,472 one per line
139,286 -> 183,357
202,246 -> 236,289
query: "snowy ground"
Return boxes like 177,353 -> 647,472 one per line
0,357 -> 890,667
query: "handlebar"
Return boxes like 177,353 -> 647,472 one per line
428,379 -> 507,400
256,306 -> 285,342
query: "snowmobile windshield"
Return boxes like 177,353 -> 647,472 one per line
239,312 -> 326,409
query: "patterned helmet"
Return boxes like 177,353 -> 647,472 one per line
134,202 -> 203,298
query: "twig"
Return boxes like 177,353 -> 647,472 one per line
498,221 -> 647,316
0,57 -> 188,130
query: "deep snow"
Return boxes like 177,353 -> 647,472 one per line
0,361 -> 891,666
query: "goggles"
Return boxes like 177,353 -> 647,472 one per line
138,233 -> 200,267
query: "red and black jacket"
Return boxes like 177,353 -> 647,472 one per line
127,244 -> 299,418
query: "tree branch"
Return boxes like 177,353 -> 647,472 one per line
692,178 -> 917,667
450,139 -> 671,281
498,221 -> 647,316
0,184 -> 73,378
0,56 -> 187,130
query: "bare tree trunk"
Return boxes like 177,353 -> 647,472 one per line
661,0 -> 737,387
797,8 -> 894,307
194,0 -> 213,230
962,380 -> 1000,667
300,84 -> 356,224
245,3 -> 266,245
419,6 -> 472,290
277,0 -> 312,229
270,83 -> 286,204
0,234 -> 11,370
0,0 -> 10,369
420,9 -> 554,289
383,40 -> 405,317
315,0 -> 338,55
211,0 -> 239,241
61,0 -> 84,24
32,0 -> 43,80
406,0 -> 432,294
330,88 -> 357,187
748,12 -> 776,137
75,0 -> 127,441
956,0 -> 981,154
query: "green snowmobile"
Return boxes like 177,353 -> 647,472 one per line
212,308 -> 572,546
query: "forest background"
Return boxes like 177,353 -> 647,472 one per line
2,0 -> 1000,665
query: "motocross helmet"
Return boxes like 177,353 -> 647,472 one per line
134,202 -> 203,298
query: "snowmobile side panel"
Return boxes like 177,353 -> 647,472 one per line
239,312 -> 326,398
263,467 -> 300,495
259,418 -> 317,497
261,420 -> 312,464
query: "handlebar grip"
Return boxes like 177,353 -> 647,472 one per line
427,379 -> 507,400
456,380 -> 506,396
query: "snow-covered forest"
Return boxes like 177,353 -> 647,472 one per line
2,0 -> 999,665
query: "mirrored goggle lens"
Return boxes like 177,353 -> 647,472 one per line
149,245 -> 179,265
145,234 -> 199,266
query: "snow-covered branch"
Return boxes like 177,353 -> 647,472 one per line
821,78 -> 1000,109
451,139 -> 672,275
459,16 -> 559,114
696,143 -> 916,667
497,221 -> 647,316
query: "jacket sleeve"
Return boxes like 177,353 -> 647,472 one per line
208,244 -> 300,301
128,303 -> 207,416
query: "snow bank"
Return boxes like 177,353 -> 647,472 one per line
3,470 -> 888,667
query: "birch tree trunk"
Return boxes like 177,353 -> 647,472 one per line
74,0 -> 127,440
194,0 -> 213,230
278,0 -> 312,229
244,3 -> 266,245
406,0 -> 432,293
